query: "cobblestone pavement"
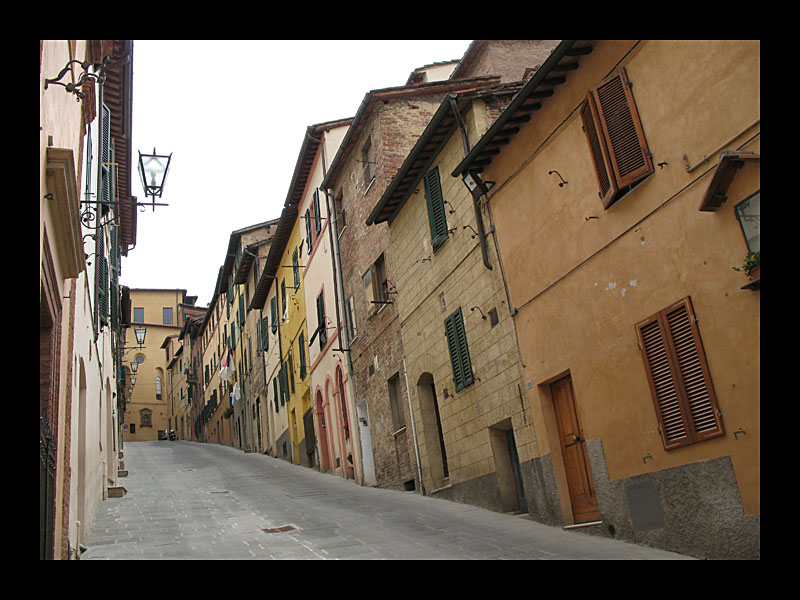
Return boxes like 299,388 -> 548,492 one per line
83,441 -> 694,560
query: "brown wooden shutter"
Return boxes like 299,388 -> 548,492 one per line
591,68 -> 653,189
635,297 -> 724,450
582,68 -> 654,209
580,95 -> 618,208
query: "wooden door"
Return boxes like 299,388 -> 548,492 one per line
551,375 -> 600,523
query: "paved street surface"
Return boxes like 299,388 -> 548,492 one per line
84,441 -> 693,560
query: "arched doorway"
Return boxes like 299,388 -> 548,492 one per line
315,389 -> 331,472
417,372 -> 448,491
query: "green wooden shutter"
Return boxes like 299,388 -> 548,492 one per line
305,209 -> 312,254
230,322 -> 236,349
316,292 -> 327,349
292,248 -> 300,290
100,104 -> 112,215
238,294 -> 245,325
424,167 -> 448,250
261,316 -> 269,351
313,189 -> 322,235
445,307 -> 473,392
298,331 -> 306,379
273,377 -> 279,412
109,225 -> 118,328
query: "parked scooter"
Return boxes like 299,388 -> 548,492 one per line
169,429 -> 176,441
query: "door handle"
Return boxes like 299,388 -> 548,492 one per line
572,434 -> 582,443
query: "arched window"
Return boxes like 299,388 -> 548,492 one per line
155,376 -> 162,400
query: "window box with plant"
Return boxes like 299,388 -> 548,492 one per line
733,251 -> 759,289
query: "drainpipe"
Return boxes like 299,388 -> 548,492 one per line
403,356 -> 424,495
449,94 -> 492,271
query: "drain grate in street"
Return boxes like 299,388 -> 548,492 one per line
209,490 -> 230,494
262,525 -> 297,533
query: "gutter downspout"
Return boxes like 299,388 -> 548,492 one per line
449,94 -> 492,271
403,356 -> 424,495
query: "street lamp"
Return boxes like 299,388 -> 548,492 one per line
134,327 -> 146,347
137,148 -> 172,211
130,360 -> 138,373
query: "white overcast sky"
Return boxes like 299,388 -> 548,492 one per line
122,39 -> 472,308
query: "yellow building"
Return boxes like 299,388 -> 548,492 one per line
123,289 -> 190,441
199,271 -> 234,446
451,40 -> 760,559
368,79 -> 533,511
251,204 -> 313,466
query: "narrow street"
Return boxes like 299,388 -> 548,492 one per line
84,441 -> 693,560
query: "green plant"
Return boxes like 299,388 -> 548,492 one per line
223,407 -> 233,418
732,251 -> 760,278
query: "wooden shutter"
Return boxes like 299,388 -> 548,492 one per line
444,307 -> 474,392
316,291 -> 327,350
582,68 -> 653,208
292,248 -> 300,290
95,225 -> 107,329
635,297 -> 723,450
424,167 -> 449,250
109,225 -> 118,328
304,209 -> 312,254
313,189 -> 322,235
273,377 -> 279,413
298,331 -> 306,379
100,103 -> 112,215
580,94 -> 618,208
270,296 -> 278,333
238,294 -> 245,325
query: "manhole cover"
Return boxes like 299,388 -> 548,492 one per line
262,525 -> 297,533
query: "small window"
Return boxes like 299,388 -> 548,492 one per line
444,307 -> 474,392
155,376 -> 162,400
635,296 -> 724,450
361,136 -> 376,185
163,307 -> 172,324
346,295 -> 357,340
364,253 -> 389,316
734,191 -> 760,253
133,307 -> 144,323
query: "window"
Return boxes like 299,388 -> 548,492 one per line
163,307 -> 173,324
361,136 -> 376,185
734,191 -> 760,253
133,307 -> 143,323
270,296 -> 278,333
444,307 -> 474,392
155,376 -> 162,400
423,167 -> 449,251
580,68 -> 653,209
388,373 -> 405,431
635,296 -> 724,450
364,253 -> 389,316
346,295 -> 357,340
